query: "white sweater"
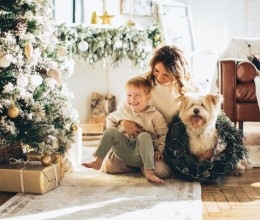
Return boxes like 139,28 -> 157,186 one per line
106,102 -> 168,153
150,79 -> 202,124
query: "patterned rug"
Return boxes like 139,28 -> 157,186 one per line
0,147 -> 202,220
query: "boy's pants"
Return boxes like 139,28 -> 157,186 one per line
95,127 -> 155,170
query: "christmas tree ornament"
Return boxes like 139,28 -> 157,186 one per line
47,68 -> 62,82
99,11 -> 114,25
36,66 -> 47,75
30,75 -> 43,87
41,154 -> 52,166
91,12 -> 98,24
57,47 -> 67,57
8,104 -> 20,118
62,159 -> 72,172
17,75 -> 28,88
114,40 -> 123,48
78,40 -> 89,52
70,123 -> 78,132
13,18 -> 28,35
62,59 -> 75,79
0,51 -> 11,68
24,42 -> 33,59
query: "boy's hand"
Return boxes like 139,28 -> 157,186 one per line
154,151 -> 163,160
120,120 -> 143,137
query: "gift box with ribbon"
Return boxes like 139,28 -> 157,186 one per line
0,159 -> 61,194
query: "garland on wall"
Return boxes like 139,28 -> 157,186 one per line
57,21 -> 164,69
163,112 -> 248,185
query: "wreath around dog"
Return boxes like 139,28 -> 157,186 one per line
163,112 -> 248,185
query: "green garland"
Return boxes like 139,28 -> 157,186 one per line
57,22 -> 164,69
163,112 -> 248,185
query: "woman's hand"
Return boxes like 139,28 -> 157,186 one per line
120,120 -> 143,137
198,149 -> 213,162
154,151 -> 163,160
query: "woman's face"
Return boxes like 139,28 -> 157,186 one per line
153,62 -> 172,85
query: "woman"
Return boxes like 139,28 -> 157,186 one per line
101,45 -> 202,178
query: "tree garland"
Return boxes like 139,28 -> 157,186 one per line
163,112 -> 248,185
57,22 -> 164,69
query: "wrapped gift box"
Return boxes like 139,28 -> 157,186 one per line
0,162 -> 61,194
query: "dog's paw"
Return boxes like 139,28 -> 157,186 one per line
233,161 -> 246,175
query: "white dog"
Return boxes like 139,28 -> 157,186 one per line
178,93 -> 250,174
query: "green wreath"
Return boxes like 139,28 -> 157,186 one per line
163,112 -> 248,184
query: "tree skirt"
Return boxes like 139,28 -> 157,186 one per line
0,147 -> 202,220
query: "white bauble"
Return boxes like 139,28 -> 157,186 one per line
62,59 -> 75,79
30,75 -> 43,87
47,68 -> 62,82
78,40 -> 88,52
0,51 -> 11,68
114,40 -> 123,48
17,75 -> 28,88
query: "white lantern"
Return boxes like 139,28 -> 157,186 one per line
78,40 -> 89,52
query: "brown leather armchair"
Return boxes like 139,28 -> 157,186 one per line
219,60 -> 260,131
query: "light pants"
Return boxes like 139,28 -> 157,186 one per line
95,127 -> 155,170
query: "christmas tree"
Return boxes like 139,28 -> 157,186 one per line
0,0 -> 78,154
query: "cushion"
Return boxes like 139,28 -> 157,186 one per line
237,61 -> 257,82
236,82 -> 257,102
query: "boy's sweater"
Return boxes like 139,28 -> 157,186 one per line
106,101 -> 168,153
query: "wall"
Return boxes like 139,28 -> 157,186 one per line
64,0 -> 248,122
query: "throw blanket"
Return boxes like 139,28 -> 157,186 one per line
163,112 -> 248,185
254,75 -> 260,110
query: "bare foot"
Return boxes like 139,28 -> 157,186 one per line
82,158 -> 103,170
144,169 -> 164,184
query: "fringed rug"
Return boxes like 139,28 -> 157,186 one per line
0,147 -> 202,220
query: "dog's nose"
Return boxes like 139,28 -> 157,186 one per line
193,108 -> 200,114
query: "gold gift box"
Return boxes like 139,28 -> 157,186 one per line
0,163 -> 61,194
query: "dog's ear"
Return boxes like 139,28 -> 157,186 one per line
177,95 -> 189,110
206,94 -> 223,107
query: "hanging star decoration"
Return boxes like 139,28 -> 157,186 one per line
99,11 -> 114,25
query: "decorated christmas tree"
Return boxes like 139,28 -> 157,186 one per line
0,0 -> 78,155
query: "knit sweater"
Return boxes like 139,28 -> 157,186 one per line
150,79 -> 202,124
106,101 -> 168,153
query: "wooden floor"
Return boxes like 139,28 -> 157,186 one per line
1,122 -> 260,219
202,122 -> 260,219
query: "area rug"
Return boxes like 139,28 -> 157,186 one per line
0,147 -> 202,220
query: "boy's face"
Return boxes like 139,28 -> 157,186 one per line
126,86 -> 151,112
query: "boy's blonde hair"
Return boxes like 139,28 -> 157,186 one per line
125,76 -> 152,95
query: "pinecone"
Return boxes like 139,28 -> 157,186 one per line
36,66 -> 47,75
13,18 -> 28,35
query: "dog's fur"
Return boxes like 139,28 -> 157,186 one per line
178,93 -> 250,174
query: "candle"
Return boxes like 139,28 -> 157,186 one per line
103,0 -> 107,13
129,0 -> 133,19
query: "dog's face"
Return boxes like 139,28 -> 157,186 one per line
178,94 -> 223,129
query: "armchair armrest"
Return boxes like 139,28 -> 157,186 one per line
219,60 -> 236,122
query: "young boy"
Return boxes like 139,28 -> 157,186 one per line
82,76 -> 168,184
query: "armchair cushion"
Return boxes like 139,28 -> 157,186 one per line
236,82 -> 257,102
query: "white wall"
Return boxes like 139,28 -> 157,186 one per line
64,0 -> 248,122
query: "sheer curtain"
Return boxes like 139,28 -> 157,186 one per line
248,0 -> 260,37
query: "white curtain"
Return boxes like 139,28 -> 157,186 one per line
248,0 -> 260,37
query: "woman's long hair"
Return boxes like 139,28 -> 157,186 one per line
145,45 -> 191,95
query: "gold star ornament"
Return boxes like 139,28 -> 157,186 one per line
99,11 -> 114,25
